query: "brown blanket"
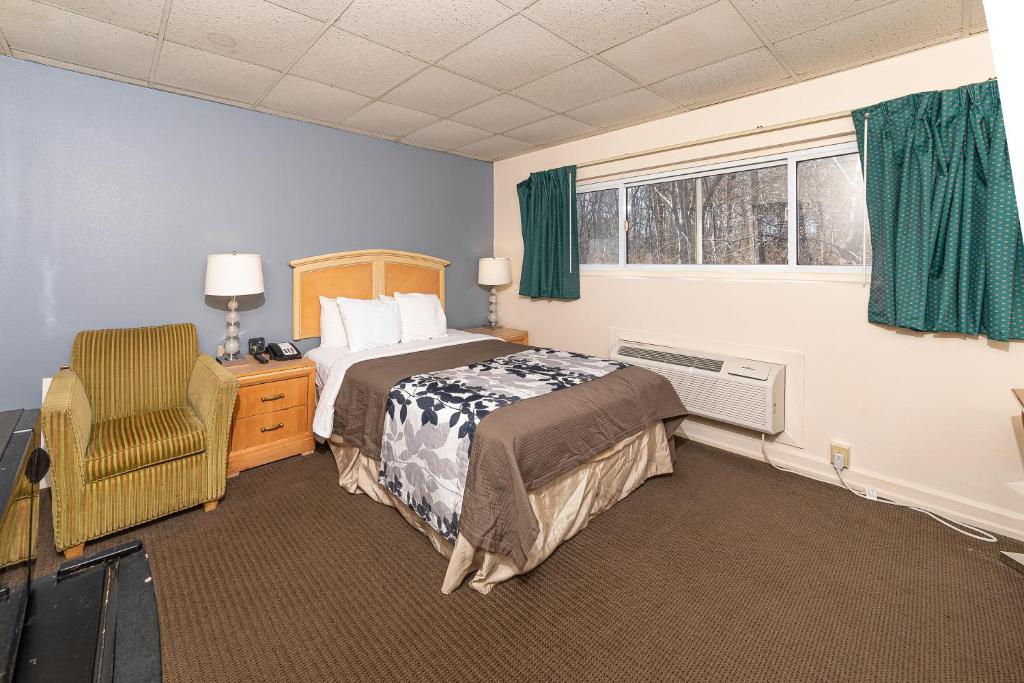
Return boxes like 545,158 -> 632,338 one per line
333,339 -> 686,568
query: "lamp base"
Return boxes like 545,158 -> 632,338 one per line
487,286 -> 500,328
216,356 -> 248,367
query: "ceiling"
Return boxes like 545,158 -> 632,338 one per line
0,0 -> 988,161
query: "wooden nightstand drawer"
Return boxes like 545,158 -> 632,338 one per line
231,405 -> 306,452
236,376 -> 307,418
223,356 -> 316,477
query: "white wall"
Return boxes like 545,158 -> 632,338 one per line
493,34 -> 1024,540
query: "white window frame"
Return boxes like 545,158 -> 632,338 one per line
576,141 -> 869,276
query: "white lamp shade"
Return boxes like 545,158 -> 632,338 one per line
478,257 -> 512,286
204,253 -> 264,296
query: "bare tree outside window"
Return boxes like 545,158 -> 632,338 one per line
626,179 -> 696,264
702,165 -> 788,265
574,144 -> 868,270
797,154 -> 869,265
577,188 -> 619,264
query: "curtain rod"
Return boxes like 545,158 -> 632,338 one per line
578,130 -> 856,183
577,110 -> 856,172
576,110 -> 853,173
577,76 -> 999,175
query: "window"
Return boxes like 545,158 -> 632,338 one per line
702,166 -> 787,265
577,143 -> 868,272
577,188 -> 619,264
626,179 -> 696,264
796,154 -> 869,266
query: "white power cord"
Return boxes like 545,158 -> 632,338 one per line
760,434 -> 997,543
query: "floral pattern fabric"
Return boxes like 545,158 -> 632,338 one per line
379,348 -> 626,542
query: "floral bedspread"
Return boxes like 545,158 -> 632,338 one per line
378,348 -> 626,542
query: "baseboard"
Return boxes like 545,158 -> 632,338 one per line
678,420 -> 1024,543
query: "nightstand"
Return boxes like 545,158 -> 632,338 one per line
464,326 -> 529,345
222,355 -> 316,476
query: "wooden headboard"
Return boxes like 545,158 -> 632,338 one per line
288,249 -> 449,340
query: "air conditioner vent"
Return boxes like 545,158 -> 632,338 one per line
617,346 -> 724,373
612,341 -> 785,435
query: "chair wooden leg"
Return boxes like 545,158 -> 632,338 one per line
63,543 -> 85,560
203,500 -> 219,512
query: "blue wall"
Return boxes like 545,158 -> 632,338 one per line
0,57 -> 493,410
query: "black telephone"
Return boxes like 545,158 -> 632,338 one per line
267,341 -> 301,361
249,337 -> 269,364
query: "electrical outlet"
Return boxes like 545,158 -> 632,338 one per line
831,442 -> 851,470
217,344 -> 225,357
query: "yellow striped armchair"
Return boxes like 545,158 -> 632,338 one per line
41,323 -> 239,558
0,447 -> 39,569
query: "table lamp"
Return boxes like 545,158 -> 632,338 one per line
205,253 -> 264,365
478,257 -> 512,328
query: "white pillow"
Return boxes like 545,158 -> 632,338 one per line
319,296 -> 347,347
336,296 -> 401,352
394,292 -> 447,343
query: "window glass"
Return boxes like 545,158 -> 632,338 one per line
625,179 -> 697,264
577,188 -> 619,265
701,165 -> 788,265
797,154 -> 869,265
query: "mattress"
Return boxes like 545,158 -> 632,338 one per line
308,329 -> 492,439
320,337 -> 687,585
329,421 -> 672,594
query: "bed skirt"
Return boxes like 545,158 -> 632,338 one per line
328,420 -> 672,594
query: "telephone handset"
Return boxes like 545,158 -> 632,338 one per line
267,342 -> 301,361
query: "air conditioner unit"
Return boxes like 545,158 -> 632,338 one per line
612,341 -> 785,434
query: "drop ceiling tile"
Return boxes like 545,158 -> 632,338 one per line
270,0 -> 351,22
650,48 -> 789,108
457,135 -> 534,160
968,0 -> 986,32
569,88 -> 676,129
403,119 -> 491,149
450,94 -> 553,133
260,74 -> 369,124
0,0 -> 155,79
336,0 -> 511,62
494,0 -> 532,10
9,50 -> 149,84
774,0 -> 962,75
381,67 -> 498,117
600,1 -> 762,85
43,0 -> 165,34
164,0 -> 323,71
155,41 -> 280,104
440,15 -> 585,91
730,0 -> 894,42
292,27 -> 426,97
512,58 -> 638,112
524,0 -> 715,53
343,100 -> 437,138
506,115 -> 598,146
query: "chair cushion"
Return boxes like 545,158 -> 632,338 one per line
85,407 -> 206,481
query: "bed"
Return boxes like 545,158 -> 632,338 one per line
291,249 -> 687,594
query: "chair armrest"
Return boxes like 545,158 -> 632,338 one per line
188,355 -> 239,430
188,355 -> 239,492
40,369 -> 92,534
41,368 -> 92,469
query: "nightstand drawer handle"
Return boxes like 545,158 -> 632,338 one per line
261,393 -> 285,402
260,422 -> 285,433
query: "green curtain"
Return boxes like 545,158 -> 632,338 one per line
517,165 -> 580,300
852,79 -> 1024,341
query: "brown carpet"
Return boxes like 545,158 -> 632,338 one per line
27,442 -> 1024,682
